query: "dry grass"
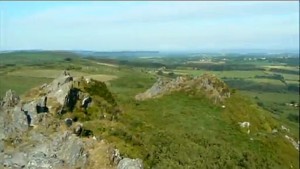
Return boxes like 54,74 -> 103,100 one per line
94,62 -> 119,68
264,65 -> 299,71
85,139 -> 115,169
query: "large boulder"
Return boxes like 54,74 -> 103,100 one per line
45,72 -> 74,105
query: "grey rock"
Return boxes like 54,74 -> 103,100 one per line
0,89 -> 20,108
48,131 -> 87,168
29,131 -> 48,145
0,105 -> 28,140
110,148 -> 122,165
46,73 -> 74,105
27,152 -> 63,169
36,96 -> 49,114
40,96 -> 48,108
117,158 -> 143,169
0,72 -> 91,169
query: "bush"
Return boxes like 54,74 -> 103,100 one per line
287,114 -> 299,123
64,57 -> 72,62
157,70 -> 163,75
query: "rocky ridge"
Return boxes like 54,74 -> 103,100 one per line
135,73 -> 231,104
0,71 -> 143,169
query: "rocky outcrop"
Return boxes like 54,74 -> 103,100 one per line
0,71 -> 141,169
135,73 -> 231,104
45,73 -> 74,106
0,90 -> 28,140
0,72 -> 86,168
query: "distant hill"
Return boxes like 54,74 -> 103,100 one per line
0,51 -> 81,67
72,51 -> 160,58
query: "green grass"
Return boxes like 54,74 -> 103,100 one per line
240,91 -> 299,104
0,75 -> 53,97
285,80 -> 299,85
0,55 -> 123,97
279,73 -> 299,81
248,78 -> 286,86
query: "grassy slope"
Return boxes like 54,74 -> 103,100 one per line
82,69 -> 298,169
173,66 -> 299,134
240,90 -> 299,138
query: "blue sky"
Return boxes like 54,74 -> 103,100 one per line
0,1 -> 299,51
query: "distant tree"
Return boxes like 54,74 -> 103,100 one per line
257,101 -> 264,107
157,70 -> 163,75
168,72 -> 175,77
64,57 -> 72,62
287,113 -> 299,123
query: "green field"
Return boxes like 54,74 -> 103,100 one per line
0,75 -> 52,97
174,69 -> 268,79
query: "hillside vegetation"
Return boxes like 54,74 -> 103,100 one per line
0,51 -> 298,169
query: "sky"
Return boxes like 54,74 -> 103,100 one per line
0,1 -> 299,52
